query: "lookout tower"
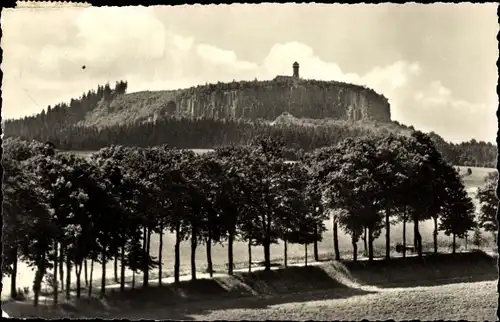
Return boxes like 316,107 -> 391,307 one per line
293,62 -> 299,78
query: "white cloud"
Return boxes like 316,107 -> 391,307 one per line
402,80 -> 496,143
196,43 -> 258,71
73,7 -> 166,63
172,34 -> 194,52
260,42 -> 422,98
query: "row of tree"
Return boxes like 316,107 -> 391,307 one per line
3,81 -> 496,168
2,131 -> 496,308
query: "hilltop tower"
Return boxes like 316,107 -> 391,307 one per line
293,62 -> 299,78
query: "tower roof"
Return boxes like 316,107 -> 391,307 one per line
293,61 -> 299,66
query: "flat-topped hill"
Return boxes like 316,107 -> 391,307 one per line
80,77 -> 391,129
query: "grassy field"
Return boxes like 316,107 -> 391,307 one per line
2,252 -> 497,320
2,150 -> 496,300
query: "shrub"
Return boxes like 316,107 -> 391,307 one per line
14,286 -> 30,301
472,228 -> 484,249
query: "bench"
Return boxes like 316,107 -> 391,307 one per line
395,243 -> 416,253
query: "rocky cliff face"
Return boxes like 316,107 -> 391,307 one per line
163,78 -> 391,123
95,77 -> 391,128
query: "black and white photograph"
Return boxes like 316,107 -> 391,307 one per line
1,2 -> 499,320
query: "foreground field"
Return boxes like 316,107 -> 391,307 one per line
178,281 -> 497,321
3,252 -> 497,320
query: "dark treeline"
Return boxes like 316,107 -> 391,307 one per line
4,81 -> 128,139
3,81 -> 496,167
3,132 -> 498,308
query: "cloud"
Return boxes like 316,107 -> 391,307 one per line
261,42 -> 422,98
196,44 -> 258,71
407,80 -> 496,143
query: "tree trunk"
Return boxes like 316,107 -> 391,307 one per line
159,223 -> 163,285
33,253 -> 45,307
114,256 -> 119,284
465,234 -> 468,250
53,241 -> 59,306
227,228 -> 234,276
263,215 -> 271,272
414,223 -> 418,251
333,216 -> 340,261
452,233 -> 456,254
352,236 -> 358,262
416,226 -> 422,257
142,227 -> 147,286
132,271 -> 135,289
59,245 -> 64,293
207,232 -> 213,277
403,216 -> 407,258
385,210 -> 391,259
284,238 -> 288,268
368,227 -> 374,261
414,216 -> 422,257
191,224 -> 197,281
263,240 -> 271,271
174,221 -> 181,283
313,224 -> 319,261
76,262 -> 83,299
65,255 -> 71,301
120,244 -> 125,292
304,243 -> 308,266
101,248 -> 106,298
144,227 -> 152,287
433,216 -> 438,254
363,228 -> 368,257
84,260 -> 88,287
10,246 -> 18,299
88,259 -> 94,298
248,238 -> 252,273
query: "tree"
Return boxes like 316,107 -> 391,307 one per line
374,134 -> 410,259
324,138 -> 385,261
178,151 -> 219,281
439,169 -> 477,254
307,147 -> 342,261
161,149 -> 194,283
472,227 -> 484,249
89,147 -> 132,296
196,152 -> 233,276
275,162 -> 321,266
214,146 -> 259,274
248,136 -> 287,271
477,172 -> 499,242
3,162 -> 51,301
2,139 -> 51,299
21,153 -> 65,307
406,131 -> 448,257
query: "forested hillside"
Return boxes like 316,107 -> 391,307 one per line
3,81 -> 497,167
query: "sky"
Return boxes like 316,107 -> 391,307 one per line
1,3 -> 498,144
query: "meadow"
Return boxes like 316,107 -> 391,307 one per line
2,146 -> 496,300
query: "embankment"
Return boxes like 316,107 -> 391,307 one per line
3,251 -> 496,319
